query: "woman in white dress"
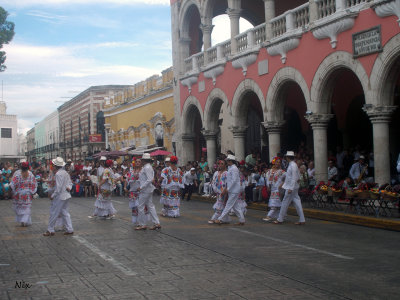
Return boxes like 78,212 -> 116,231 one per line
160,156 -> 184,217
208,160 -> 230,224
125,158 -> 142,225
10,162 -> 37,227
263,157 -> 285,222
92,159 -> 117,219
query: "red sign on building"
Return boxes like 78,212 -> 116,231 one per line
89,134 -> 102,143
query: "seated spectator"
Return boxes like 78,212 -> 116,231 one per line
299,165 -> 309,190
199,166 -> 212,195
71,171 -> 83,197
82,171 -> 92,197
307,161 -> 316,190
253,172 -> 267,203
328,160 -> 339,183
182,167 -> 197,201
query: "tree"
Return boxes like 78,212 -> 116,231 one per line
0,7 -> 15,72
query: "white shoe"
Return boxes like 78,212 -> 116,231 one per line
262,217 -> 273,222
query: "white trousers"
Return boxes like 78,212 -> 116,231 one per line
138,192 -> 160,226
48,198 -> 73,233
277,189 -> 305,223
218,193 -> 245,223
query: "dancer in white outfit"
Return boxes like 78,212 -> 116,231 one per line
263,157 -> 285,222
125,158 -> 142,225
274,151 -> 306,225
91,159 -> 117,219
215,155 -> 245,225
10,161 -> 37,227
43,157 -> 74,236
135,153 -> 161,230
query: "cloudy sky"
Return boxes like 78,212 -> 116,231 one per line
0,0 -> 251,135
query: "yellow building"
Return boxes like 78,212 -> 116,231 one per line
104,67 -> 175,153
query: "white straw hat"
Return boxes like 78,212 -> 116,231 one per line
52,157 -> 66,167
226,154 -> 236,161
285,151 -> 295,157
142,153 -> 152,160
100,156 -> 107,160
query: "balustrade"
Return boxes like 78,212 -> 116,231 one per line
180,0 -> 367,76
207,47 -> 217,64
293,3 -> 310,28
236,32 -> 248,52
346,0 -> 366,7
271,15 -> 287,38
221,40 -> 231,57
254,24 -> 267,45
316,0 -> 336,18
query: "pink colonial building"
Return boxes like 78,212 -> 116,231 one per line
170,0 -> 400,185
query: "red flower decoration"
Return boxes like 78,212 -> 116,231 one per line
21,162 -> 30,169
105,159 -> 113,167
170,156 -> 178,163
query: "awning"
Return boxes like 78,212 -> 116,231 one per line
128,146 -> 163,156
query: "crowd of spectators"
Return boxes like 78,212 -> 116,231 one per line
1,144 -> 399,202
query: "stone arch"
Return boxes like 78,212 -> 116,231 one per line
231,78 -> 265,127
179,0 -> 201,33
266,67 -> 311,123
310,51 -> 369,113
181,95 -> 204,135
179,0 -> 202,56
369,33 -> 400,106
203,88 -> 229,132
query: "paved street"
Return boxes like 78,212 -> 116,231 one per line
0,196 -> 399,300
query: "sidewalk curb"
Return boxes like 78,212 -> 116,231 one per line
190,195 -> 400,232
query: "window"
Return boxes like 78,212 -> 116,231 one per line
1,128 -> 12,138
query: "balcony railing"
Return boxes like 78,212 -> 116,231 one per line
180,0 -> 377,79
316,0 -> 336,19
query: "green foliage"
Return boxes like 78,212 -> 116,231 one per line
0,6 -> 15,72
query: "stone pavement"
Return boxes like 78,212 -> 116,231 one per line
1,196 -> 399,299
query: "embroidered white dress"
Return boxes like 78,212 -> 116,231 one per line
160,167 -> 184,217
94,168 -> 117,217
10,171 -> 37,225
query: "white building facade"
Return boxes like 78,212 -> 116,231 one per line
0,101 -> 23,162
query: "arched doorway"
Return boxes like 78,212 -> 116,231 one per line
182,102 -> 204,164
280,82 -> 309,155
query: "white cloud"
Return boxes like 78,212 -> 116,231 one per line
1,42 -> 163,134
2,0 -> 170,8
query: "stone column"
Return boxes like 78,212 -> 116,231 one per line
227,8 -> 241,55
181,134 -> 195,164
200,23 -> 214,64
263,121 -> 284,162
363,105 -> 397,185
179,37 -> 192,74
231,126 -> 247,161
202,130 -> 217,168
305,114 -> 333,183
263,0 -> 276,40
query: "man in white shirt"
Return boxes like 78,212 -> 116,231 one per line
43,157 -> 74,236
349,155 -> 368,183
274,151 -> 305,225
215,155 -> 245,225
135,153 -> 161,230
182,168 -> 197,201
